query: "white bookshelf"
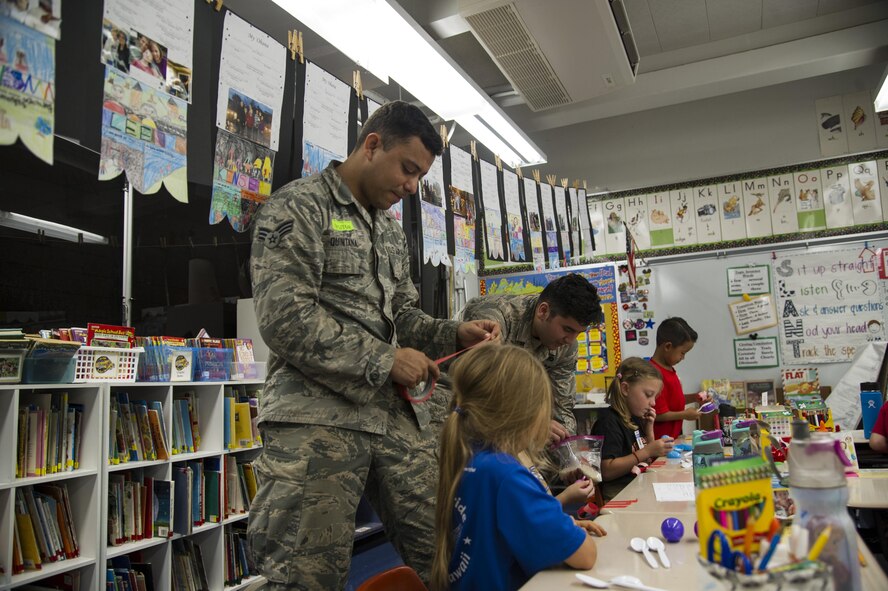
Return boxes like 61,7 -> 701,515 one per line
0,380 -> 266,591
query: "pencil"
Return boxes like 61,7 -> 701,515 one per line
858,548 -> 867,567
807,526 -> 832,561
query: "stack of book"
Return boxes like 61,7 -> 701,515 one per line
13,484 -> 79,572
109,393 -> 170,464
224,521 -> 258,586
17,392 -> 83,477
171,538 -> 210,591
223,387 -> 261,450
0,327 -> 30,383
106,555 -> 154,591
172,391 -> 201,454
223,457 -> 260,519
107,474 -> 173,545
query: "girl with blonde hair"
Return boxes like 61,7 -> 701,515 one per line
432,344 -> 603,591
592,357 -> 674,501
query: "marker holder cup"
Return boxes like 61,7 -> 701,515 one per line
697,555 -> 833,590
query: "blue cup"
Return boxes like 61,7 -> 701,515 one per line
860,387 -> 882,439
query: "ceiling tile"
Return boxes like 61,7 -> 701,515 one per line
707,0 -> 762,40
648,0 -> 711,51
762,0 -> 818,27
624,0 -> 662,56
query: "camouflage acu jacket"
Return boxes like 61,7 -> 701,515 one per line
250,164 -> 459,434
460,294 -> 578,434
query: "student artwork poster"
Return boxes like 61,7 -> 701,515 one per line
0,15 -> 54,164
100,0 -> 194,102
209,129 -> 275,232
522,177 -> 546,271
503,169 -> 525,262
1,0 -> 60,39
540,183 -> 560,267
99,66 -> 188,201
478,159 -> 505,261
227,88 -> 274,149
302,61 -> 350,174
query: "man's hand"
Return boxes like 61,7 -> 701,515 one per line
390,348 -> 438,388
456,319 -> 500,348
548,419 -> 569,445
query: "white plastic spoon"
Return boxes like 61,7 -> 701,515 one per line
630,536 -> 658,569
575,573 -> 610,588
646,536 -> 670,568
575,573 -> 668,591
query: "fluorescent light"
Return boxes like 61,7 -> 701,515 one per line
270,0 -> 546,167
875,64 -> 888,113
0,210 -> 108,244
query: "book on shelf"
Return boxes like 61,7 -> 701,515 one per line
86,323 -> 135,348
172,465 -> 193,535
15,490 -> 42,571
132,401 -> 157,461
153,480 -> 173,539
174,391 -> 201,451
174,399 -> 195,453
147,407 -> 170,461
233,402 -> 253,448
187,460 -> 204,527
204,458 -> 222,524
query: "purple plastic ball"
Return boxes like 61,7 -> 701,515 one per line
661,517 -> 684,543
694,521 -> 698,538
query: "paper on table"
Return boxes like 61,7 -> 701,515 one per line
652,482 -> 695,502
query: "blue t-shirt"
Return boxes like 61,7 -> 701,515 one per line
448,449 -> 587,590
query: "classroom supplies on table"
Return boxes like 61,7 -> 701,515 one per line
729,419 -> 760,457
692,429 -> 724,469
787,394 -> 834,431
755,407 -> 792,439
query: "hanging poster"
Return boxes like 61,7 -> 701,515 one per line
449,145 -> 476,273
774,249 -> 888,364
101,0 -> 194,101
602,196 -> 626,254
0,16 -> 54,164
554,185 -> 571,263
768,173 -> 798,235
794,169 -> 825,231
821,165 -> 853,229
209,129 -> 274,232
503,169 -> 525,262
727,265 -> 770,297
1,0 -> 60,39
741,177 -> 771,238
718,181 -> 747,241
216,12 -> 285,151
815,95 -> 848,157
728,295 -> 778,335
99,66 -> 188,200
848,160 -> 882,225
734,338 -> 779,369
568,187 -> 581,257
624,194 -> 650,250
693,185 -> 721,244
523,177 -> 545,271
647,191 -> 673,248
420,200 -> 449,267
587,196 -> 607,256
577,188 -> 594,257
479,159 -> 504,261
540,183 -> 559,268
669,188 -> 697,246
842,91 -> 878,154
302,61 -> 351,176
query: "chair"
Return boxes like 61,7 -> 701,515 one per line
356,565 -> 428,591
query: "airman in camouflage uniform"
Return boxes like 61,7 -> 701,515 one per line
436,274 -> 603,442
248,101 -> 498,590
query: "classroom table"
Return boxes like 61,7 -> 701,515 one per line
519,512 -> 888,590
847,469 -> 888,509
600,461 -> 695,516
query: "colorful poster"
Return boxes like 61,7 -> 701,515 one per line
718,181 -> 747,241
669,188 -> 697,246
101,0 -> 194,101
522,177 -> 545,271
478,159 -> 504,260
503,169 -> 525,262
453,215 -> 475,273
554,185 -> 571,263
624,194 -> 650,250
794,169 -> 825,231
774,249 -> 887,364
209,129 -> 274,232
602,196 -> 626,254
815,95 -> 848,157
821,165 -> 853,229
693,185 -> 721,244
768,174 -> 797,235
0,15 -> 54,163
647,191 -> 673,248
1,0 -> 60,39
540,183 -> 559,268
420,199 -> 449,267
741,177 -> 772,238
99,66 -> 187,200
449,146 -> 475,272
302,61 -> 350,176
215,12 -> 285,151
842,91 -> 878,154
848,160 -> 882,225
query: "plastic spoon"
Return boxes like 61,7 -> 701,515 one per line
645,536 -> 670,568
575,573 -> 609,588
630,537 -> 658,569
575,574 -> 668,591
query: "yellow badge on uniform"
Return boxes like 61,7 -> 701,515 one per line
332,219 -> 354,231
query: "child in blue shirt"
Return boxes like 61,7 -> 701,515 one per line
432,345 -> 605,591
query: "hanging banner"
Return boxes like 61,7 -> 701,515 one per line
99,66 -> 187,199
577,188 -> 593,257
774,248 -> 888,364
587,196 -> 607,256
503,169 -> 525,263
101,0 -> 194,101
449,146 -> 476,273
624,194 -> 650,250
540,183 -> 559,268
0,16 -> 55,163
420,154 -> 448,266
669,188 -> 697,246
523,177 -> 545,271
554,185 -> 571,263
568,187 -> 580,257
479,159 -> 505,261
302,61 -> 350,176
208,129 -> 274,232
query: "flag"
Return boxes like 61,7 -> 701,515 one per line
624,222 -> 636,289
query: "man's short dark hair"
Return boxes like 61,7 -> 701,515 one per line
538,274 -> 603,327
656,317 -> 698,347
354,100 -> 443,157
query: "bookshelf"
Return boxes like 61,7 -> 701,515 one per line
0,380 -> 266,591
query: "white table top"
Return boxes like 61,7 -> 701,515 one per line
847,469 -> 888,509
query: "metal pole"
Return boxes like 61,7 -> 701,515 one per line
122,179 -> 133,326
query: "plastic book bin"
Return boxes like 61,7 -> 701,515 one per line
230,361 -> 266,381
194,348 -> 233,381
73,346 -> 142,382
22,353 -> 77,383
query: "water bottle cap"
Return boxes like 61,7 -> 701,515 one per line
860,382 -> 880,392
787,433 -> 849,488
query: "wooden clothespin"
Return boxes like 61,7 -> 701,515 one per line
494,155 -> 502,171
470,140 -> 478,161
546,174 -> 556,186
515,166 -> 522,179
583,180 -> 588,191
287,30 -> 303,62
532,169 -> 541,183
206,0 -> 223,11
573,180 -> 580,189
560,178 -> 569,189
352,70 -> 363,99
439,124 -> 449,148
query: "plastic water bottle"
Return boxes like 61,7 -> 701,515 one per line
788,432 -> 861,591
859,382 -> 882,438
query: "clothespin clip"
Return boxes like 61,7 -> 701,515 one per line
439,124 -> 448,148
546,174 -> 556,186
352,70 -> 363,99
583,180 -> 588,190
470,140 -> 478,161
515,165 -> 522,179
287,30 -> 303,62
532,169 -> 541,183
206,0 -> 222,11
560,178 -> 569,189
494,154 -> 502,171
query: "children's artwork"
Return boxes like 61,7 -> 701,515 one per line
768,174 -> 798,235
623,194 -> 650,250
101,0 -> 194,101
647,192 -> 674,248
821,165 -> 853,229
209,129 -> 274,232
848,160 -> 882,225
794,170 -> 825,231
215,12 -> 285,151
568,187 -> 581,257
834,430 -> 859,473
693,185 -> 721,244
478,159 -> 504,261
669,188 -> 697,246
718,181 -> 747,241
577,188 -> 594,257
773,248 -> 888,364
99,66 -> 188,200
522,177 -> 545,271
1,0 -> 60,39
0,15 -> 54,163
540,183 -> 560,268
420,199 -> 449,267
421,154 -> 444,208
842,91 -> 878,154
302,61 -> 350,175
781,367 -> 819,398
503,169 -> 525,262
602,196 -> 626,254
452,215 -> 476,273
554,185 -> 571,263
741,178 -> 772,238
815,95 -> 848,157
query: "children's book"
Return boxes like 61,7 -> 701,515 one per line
746,380 -> 775,407
728,380 -> 747,410
781,367 -> 819,398
86,323 -> 135,348
153,480 -> 173,538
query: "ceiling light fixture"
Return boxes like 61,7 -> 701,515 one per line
0,210 -> 109,244
875,64 -> 888,113
270,0 -> 546,167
